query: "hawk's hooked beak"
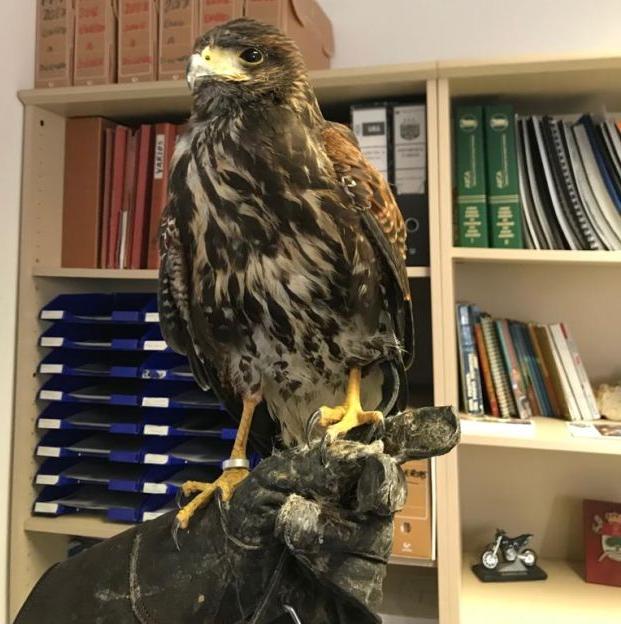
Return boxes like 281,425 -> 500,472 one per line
186,47 -> 249,92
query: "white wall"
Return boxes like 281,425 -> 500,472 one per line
318,0 -> 621,68
0,0 -> 36,614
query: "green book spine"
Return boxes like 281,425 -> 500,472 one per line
455,106 -> 488,247
484,105 -> 523,248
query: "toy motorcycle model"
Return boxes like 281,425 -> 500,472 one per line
480,529 -> 538,570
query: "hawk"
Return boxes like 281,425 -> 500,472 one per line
159,18 -> 414,530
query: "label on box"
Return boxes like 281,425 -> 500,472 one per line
38,418 -> 62,429
143,482 -> 168,494
36,475 -> 60,486
142,397 -> 170,408
38,446 -> 61,458
352,106 -> 389,181
39,390 -> 63,401
119,0 -> 157,82
41,338 -> 64,348
36,0 -> 75,87
393,105 -> 426,194
159,0 -> 197,80
39,364 -> 64,375
144,453 -> 169,465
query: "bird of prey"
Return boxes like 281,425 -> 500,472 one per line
158,18 -> 414,530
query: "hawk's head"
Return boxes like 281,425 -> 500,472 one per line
187,19 -> 308,107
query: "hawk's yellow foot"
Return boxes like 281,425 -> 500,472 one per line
176,397 -> 258,530
176,468 -> 249,529
318,368 -> 383,441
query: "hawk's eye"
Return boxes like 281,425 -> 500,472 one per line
239,48 -> 264,65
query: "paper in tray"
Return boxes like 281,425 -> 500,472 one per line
141,465 -> 221,495
40,293 -> 159,324
143,437 -> 232,466
37,431 -> 145,463
38,377 -> 212,409
35,458 -> 147,488
37,403 -> 145,434
33,484 -> 172,523
39,323 -> 168,352
142,410 -> 236,439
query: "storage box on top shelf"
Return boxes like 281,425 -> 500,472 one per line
74,0 -> 118,86
159,0 -> 200,81
118,0 -> 159,82
35,0 -> 76,88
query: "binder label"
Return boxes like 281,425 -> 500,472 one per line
393,105 -> 426,194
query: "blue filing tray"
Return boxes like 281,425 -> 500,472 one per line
39,323 -> 168,351
37,404 -> 146,434
33,484 -> 173,523
38,350 -> 191,380
40,293 -> 159,323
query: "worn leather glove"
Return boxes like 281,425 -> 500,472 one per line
15,406 -> 459,624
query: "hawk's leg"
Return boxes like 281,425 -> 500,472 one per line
318,368 -> 383,442
176,397 -> 258,530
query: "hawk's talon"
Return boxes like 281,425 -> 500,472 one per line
305,409 -> 322,446
171,517 -> 182,552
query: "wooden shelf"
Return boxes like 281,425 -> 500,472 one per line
24,515 -> 435,567
451,247 -> 621,266
461,555 -> 620,624
460,416 -> 621,456
18,63 -> 434,118
34,266 -> 429,279
33,267 -> 158,279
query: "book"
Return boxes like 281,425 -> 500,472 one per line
107,125 -> 129,269
495,319 -> 532,420
508,321 -> 540,415
130,125 -> 155,269
484,105 -> 523,248
560,323 -> 600,421
100,127 -> 115,268
455,106 -> 488,247
118,130 -> 138,269
351,103 -> 392,184
480,315 -> 516,418
456,304 -> 484,416
63,117 -> 116,268
74,0 -> 117,86
518,323 -> 552,418
527,323 -> 562,417
147,123 -> 179,269
471,308 -> 500,418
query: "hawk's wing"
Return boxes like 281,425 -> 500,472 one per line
158,155 -> 279,457
321,122 -> 414,370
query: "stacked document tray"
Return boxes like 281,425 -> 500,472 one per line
33,293 -> 237,524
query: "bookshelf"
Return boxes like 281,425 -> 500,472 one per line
10,54 -> 621,624
11,63 -> 447,622
437,56 -> 621,624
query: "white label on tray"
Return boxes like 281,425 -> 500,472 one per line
38,418 -> 61,429
143,425 -> 169,436
39,364 -> 63,374
41,310 -> 64,320
460,418 -> 536,438
144,313 -> 160,323
143,483 -> 167,494
36,475 -> 60,486
37,446 -> 61,458
34,502 -> 59,514
39,390 -> 63,401
142,397 -> 169,408
41,338 -> 63,348
143,341 -> 167,351
144,453 -> 169,465
143,510 -> 166,521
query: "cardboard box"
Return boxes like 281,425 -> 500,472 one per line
244,0 -> 333,70
159,0 -> 200,81
198,0 -> 244,32
74,0 -> 117,85
392,459 -> 434,560
35,0 -> 76,88
118,0 -> 158,82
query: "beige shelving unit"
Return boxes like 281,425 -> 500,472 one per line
10,54 -> 621,623
10,62 -> 452,622
436,56 -> 621,624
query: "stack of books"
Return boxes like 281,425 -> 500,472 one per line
33,293 -> 238,523
62,119 -> 183,270
456,303 -> 600,421
454,105 -> 621,250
